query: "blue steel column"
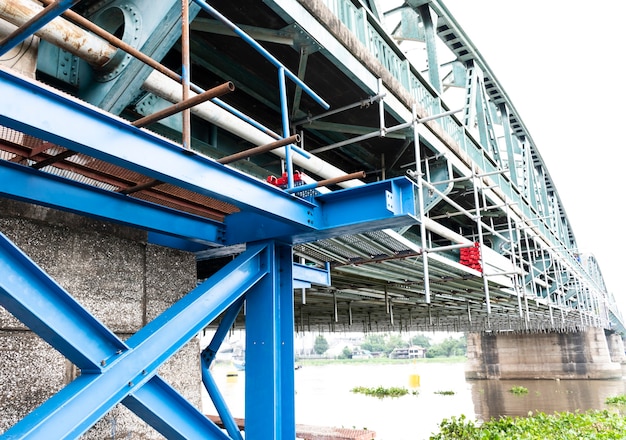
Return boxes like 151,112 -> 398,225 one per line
244,241 -> 296,439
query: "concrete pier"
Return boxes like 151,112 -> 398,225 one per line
465,328 -> 624,380
0,200 -> 201,438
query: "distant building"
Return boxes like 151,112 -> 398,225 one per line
389,345 -> 426,359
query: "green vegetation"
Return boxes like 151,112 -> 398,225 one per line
350,385 -> 409,399
510,386 -> 529,395
430,410 -> 626,439
425,336 -> 467,358
434,390 -> 455,395
605,394 -> 626,405
313,334 -> 329,355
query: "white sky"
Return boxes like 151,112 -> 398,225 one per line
440,1 -> 626,315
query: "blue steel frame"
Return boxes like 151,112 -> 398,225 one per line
0,1 -> 423,435
0,68 -> 421,439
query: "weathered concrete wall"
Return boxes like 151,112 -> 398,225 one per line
465,328 -> 623,380
606,331 -> 626,362
0,199 -> 200,438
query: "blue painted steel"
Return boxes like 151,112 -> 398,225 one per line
0,231 -> 127,373
224,177 -> 419,244
278,67 -> 295,189
245,242 -> 296,439
0,69 -> 316,234
201,299 -> 245,367
201,299 -> 245,440
146,232 -> 214,252
0,71 -> 422,247
0,241 -> 271,439
0,160 -> 225,246
293,261 -> 331,288
191,0 -> 330,110
123,376 -> 230,440
201,369 -> 243,440
293,177 -> 419,242
0,0 -> 77,56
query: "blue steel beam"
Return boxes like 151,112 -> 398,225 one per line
0,69 -> 423,248
0,160 -> 225,247
123,376 -> 230,440
0,240 -> 272,439
293,261 -> 331,289
225,177 -> 420,244
0,68 -> 315,234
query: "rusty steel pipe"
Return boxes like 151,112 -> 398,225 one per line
132,81 -> 235,128
118,179 -> 162,195
313,171 -> 366,188
217,134 -> 300,165
284,170 -> 366,194
0,0 -> 116,67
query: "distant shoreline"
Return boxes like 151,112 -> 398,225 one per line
295,356 -> 467,366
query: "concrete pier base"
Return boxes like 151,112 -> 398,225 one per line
465,328 -> 623,380
0,200 -> 201,438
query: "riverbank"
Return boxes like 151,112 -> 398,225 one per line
295,356 -> 466,367
204,359 -> 626,439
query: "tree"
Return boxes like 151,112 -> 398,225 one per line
361,334 -> 386,353
338,346 -> 353,359
384,333 -> 408,356
425,335 -> 467,358
313,334 -> 329,355
410,333 -> 432,348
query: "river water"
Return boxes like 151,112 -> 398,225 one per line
202,361 -> 626,439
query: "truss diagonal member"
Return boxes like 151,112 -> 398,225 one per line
0,241 -> 271,439
201,298 -> 246,440
123,375 -> 230,440
0,231 -> 128,372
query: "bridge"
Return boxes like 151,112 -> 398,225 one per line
0,0 -> 624,439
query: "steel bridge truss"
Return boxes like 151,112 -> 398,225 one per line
0,0 -> 624,438
0,63 -> 419,438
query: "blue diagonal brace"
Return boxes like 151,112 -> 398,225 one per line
201,299 -> 245,440
0,231 -> 127,372
1,242 -> 271,439
123,375 -> 230,440
0,160 -> 225,246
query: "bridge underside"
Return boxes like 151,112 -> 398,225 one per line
0,0 -> 624,438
